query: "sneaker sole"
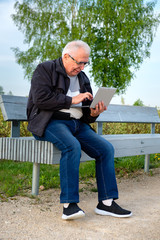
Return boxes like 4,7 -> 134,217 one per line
62,210 -> 85,220
95,208 -> 132,218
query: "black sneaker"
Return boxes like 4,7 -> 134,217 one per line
62,203 -> 85,220
95,201 -> 132,218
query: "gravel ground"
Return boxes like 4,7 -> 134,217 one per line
0,168 -> 160,240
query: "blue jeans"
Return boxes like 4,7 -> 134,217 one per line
34,119 -> 118,203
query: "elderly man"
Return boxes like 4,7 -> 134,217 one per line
27,40 -> 132,220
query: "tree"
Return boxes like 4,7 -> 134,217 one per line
11,0 -> 160,94
7,91 -> 13,96
0,86 -> 4,95
133,98 -> 144,106
88,0 -> 160,93
121,96 -> 125,105
11,0 -> 94,80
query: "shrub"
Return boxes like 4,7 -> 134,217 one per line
0,109 -> 31,137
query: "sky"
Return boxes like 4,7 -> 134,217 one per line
0,0 -> 160,108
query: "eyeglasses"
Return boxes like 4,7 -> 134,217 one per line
68,54 -> 90,67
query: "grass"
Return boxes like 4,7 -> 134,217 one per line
0,153 -> 160,200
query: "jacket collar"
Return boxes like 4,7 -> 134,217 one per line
55,57 -> 67,77
54,57 -> 86,93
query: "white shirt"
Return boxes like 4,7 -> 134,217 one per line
60,75 -> 83,119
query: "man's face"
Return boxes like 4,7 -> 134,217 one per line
62,48 -> 89,76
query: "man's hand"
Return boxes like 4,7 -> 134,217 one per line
72,92 -> 93,105
90,101 -> 107,117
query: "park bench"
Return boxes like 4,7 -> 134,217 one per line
0,94 -> 160,196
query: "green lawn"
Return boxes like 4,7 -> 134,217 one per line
0,153 -> 160,200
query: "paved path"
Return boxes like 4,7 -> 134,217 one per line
0,169 -> 160,240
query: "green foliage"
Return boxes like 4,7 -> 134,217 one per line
89,0 -> 160,93
11,0 -> 160,93
153,153 -> 160,168
20,121 -> 32,137
102,122 -> 160,135
133,98 -> 144,106
0,109 -> 32,137
0,86 -> 4,95
0,109 -> 11,137
11,0 -> 94,80
115,155 -> 145,176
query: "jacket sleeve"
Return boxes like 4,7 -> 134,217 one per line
81,107 -> 99,124
31,62 -> 72,111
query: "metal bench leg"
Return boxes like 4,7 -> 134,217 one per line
144,154 -> 150,173
32,163 -> 40,195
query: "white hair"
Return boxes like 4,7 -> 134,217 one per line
62,40 -> 91,57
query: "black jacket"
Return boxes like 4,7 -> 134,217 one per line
27,57 -> 97,137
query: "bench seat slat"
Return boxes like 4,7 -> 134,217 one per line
1,134 -> 160,164
105,134 -> 160,157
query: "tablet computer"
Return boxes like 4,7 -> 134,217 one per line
90,87 -> 116,108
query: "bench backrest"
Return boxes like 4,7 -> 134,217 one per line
0,95 -> 27,121
1,94 -> 160,124
1,94 -> 160,136
97,104 -> 160,124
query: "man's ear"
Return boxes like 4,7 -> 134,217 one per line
63,53 -> 69,60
